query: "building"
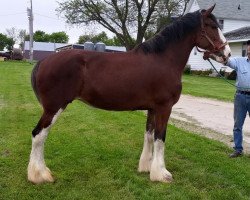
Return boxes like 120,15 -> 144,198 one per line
24,41 -> 126,61
185,0 -> 250,71
56,43 -> 126,53
23,41 -> 67,61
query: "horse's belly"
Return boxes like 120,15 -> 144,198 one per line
79,87 -> 150,111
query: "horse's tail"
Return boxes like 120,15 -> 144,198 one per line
31,61 -> 41,102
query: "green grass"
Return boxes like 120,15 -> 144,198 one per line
0,61 -> 250,200
182,74 -> 236,102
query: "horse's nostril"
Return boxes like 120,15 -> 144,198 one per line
228,53 -> 231,57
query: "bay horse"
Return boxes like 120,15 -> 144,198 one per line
28,5 -> 231,184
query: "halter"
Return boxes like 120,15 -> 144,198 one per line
196,13 -> 228,60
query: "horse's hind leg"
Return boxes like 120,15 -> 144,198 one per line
138,110 -> 155,172
28,108 -> 64,184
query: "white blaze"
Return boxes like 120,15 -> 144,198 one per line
218,28 -> 231,57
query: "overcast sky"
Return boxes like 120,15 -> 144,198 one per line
0,0 -> 108,44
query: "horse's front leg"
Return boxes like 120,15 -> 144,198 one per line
138,110 -> 155,172
150,106 -> 173,183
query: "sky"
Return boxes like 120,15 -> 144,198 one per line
0,0 -> 109,44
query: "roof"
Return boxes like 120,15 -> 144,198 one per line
224,26 -> 250,42
56,44 -> 126,52
186,0 -> 250,21
24,41 -> 68,51
106,46 -> 126,52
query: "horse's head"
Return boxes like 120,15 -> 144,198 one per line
195,4 -> 231,63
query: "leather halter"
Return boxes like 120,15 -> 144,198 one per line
196,13 -> 228,59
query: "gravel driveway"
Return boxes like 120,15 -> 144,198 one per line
170,95 -> 250,153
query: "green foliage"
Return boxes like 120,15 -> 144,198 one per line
191,69 -> 213,76
183,65 -> 191,74
33,30 -> 50,42
0,33 -> 14,51
50,32 -> 69,43
78,32 -> 122,46
1,62 -> 249,200
226,70 -> 237,80
33,30 -> 69,43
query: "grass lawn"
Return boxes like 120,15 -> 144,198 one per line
0,61 -> 250,200
182,74 -> 236,102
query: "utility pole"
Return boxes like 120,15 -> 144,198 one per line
27,0 -> 33,62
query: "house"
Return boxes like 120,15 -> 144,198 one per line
185,0 -> 250,71
23,41 -> 68,61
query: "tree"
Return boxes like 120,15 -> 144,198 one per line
32,30 -> 69,43
6,27 -> 26,48
57,0 -> 190,50
0,33 -> 14,51
49,32 -> 69,43
33,30 -> 50,42
78,34 -> 93,44
78,31 -> 123,46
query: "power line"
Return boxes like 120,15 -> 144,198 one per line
0,11 -> 66,21
34,12 -> 66,21
0,12 -> 26,17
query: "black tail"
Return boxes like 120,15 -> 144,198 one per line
31,61 -> 41,102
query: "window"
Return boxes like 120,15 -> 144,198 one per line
218,19 -> 224,30
194,47 -> 197,55
242,42 -> 247,57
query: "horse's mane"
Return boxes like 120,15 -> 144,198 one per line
135,10 -> 218,54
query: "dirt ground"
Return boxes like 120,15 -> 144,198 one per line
170,95 -> 250,154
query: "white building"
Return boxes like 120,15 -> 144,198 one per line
185,0 -> 250,71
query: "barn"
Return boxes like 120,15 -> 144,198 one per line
23,41 -> 68,61
24,41 -> 126,61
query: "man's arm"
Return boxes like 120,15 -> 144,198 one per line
224,57 -> 238,70
208,54 -> 238,70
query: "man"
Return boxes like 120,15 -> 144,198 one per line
224,40 -> 250,157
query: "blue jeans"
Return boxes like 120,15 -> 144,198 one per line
233,92 -> 250,152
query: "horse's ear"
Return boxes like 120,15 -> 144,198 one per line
203,4 -> 216,17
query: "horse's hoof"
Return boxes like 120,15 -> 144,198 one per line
138,158 -> 152,173
162,172 -> 173,183
150,168 -> 173,183
28,165 -> 54,184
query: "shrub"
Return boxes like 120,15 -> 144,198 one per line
183,65 -> 191,74
191,69 -> 212,76
225,70 -> 237,80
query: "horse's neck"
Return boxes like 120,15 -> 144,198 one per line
162,35 -> 195,72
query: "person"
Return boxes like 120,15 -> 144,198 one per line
224,40 -> 250,158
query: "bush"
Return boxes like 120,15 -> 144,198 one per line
191,69 -> 212,76
225,70 -> 237,80
11,48 -> 23,60
219,68 -> 225,77
183,65 -> 191,74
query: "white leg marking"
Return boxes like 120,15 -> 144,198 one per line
150,139 -> 173,183
28,108 -> 63,184
138,131 -> 154,172
51,108 -> 64,125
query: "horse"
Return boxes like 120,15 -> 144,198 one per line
28,5 -> 231,184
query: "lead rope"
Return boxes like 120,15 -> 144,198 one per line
207,58 -> 250,90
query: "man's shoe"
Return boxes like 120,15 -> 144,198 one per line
229,151 -> 243,158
